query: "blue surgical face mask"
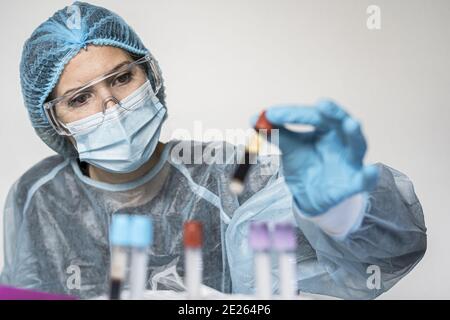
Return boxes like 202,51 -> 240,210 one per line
66,80 -> 167,173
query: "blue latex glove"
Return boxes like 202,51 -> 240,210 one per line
261,100 -> 379,216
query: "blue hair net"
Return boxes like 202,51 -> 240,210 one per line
20,1 -> 166,158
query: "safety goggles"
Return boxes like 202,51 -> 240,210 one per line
43,54 -> 162,136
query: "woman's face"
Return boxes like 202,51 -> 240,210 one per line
51,45 -> 139,124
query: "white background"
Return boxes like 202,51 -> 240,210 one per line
0,0 -> 449,299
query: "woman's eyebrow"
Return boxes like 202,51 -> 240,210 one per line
61,60 -> 132,97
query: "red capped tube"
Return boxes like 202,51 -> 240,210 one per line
254,110 -> 274,132
183,221 -> 203,249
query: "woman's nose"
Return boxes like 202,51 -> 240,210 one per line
103,97 -> 119,110
97,86 -> 119,110
101,96 -> 121,112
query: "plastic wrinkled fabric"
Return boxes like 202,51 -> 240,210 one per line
0,141 -> 426,299
20,1 -> 166,158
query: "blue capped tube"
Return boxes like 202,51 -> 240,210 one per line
129,215 -> 153,300
109,214 -> 131,300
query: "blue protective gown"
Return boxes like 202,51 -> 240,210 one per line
0,140 -> 427,299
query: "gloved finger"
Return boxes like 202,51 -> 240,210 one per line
316,99 -> 350,126
342,117 -> 367,166
265,105 -> 328,131
351,164 -> 380,194
275,126 -> 313,154
254,125 -> 314,159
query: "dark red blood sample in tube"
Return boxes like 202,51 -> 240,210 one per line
184,221 -> 203,248
254,111 -> 274,132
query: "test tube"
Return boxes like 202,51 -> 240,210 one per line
109,214 -> 131,300
249,222 -> 272,300
273,223 -> 298,299
129,215 -> 153,300
183,220 -> 203,299
230,111 -> 274,195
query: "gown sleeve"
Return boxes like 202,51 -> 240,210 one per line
291,163 -> 427,299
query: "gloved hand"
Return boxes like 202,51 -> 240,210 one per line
261,99 -> 379,216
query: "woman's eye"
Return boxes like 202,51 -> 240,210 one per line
68,93 -> 92,108
113,72 -> 132,86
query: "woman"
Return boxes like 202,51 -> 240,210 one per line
0,1 -> 426,299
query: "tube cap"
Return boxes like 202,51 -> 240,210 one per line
254,111 -> 274,131
249,222 -> 271,251
129,215 -> 153,248
110,214 -> 131,247
273,223 -> 297,251
183,221 -> 203,248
